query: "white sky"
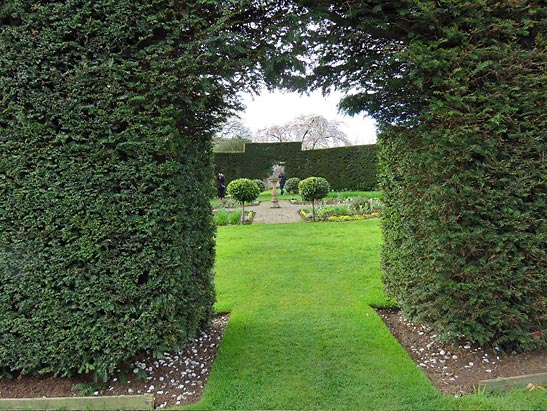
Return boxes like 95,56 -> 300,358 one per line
238,90 -> 377,145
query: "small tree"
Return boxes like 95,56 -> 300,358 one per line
227,179 -> 261,223
299,177 -> 330,221
285,177 -> 301,195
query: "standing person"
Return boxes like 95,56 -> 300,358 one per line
278,172 -> 287,196
217,172 -> 226,199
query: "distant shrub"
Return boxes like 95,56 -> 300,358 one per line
285,177 -> 301,194
299,177 -> 330,221
253,179 -> 267,193
227,179 -> 261,222
214,142 -> 378,191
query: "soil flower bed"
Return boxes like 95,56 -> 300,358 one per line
299,208 -> 381,222
298,196 -> 382,222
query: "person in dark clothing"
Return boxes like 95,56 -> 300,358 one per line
217,172 -> 226,199
278,172 -> 287,196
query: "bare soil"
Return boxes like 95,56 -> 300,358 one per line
377,308 -> 547,395
0,314 -> 229,409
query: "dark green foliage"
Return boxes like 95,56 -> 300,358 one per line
253,179 -> 267,193
299,177 -> 330,202
0,0 -> 282,379
214,142 -> 304,186
213,137 -> 251,153
214,142 -> 378,191
303,145 -> 378,191
372,4 -> 547,350
299,177 -> 330,222
284,177 -> 300,194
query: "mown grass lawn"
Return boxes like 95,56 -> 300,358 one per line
181,220 -> 546,410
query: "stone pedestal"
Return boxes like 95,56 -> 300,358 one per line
268,178 -> 281,208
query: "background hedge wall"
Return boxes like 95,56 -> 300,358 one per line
214,142 -> 378,191
0,1 -> 234,379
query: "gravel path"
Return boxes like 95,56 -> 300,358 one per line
250,200 -> 303,224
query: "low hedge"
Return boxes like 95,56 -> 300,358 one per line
285,177 -> 300,194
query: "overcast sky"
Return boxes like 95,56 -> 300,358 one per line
237,90 -> 377,145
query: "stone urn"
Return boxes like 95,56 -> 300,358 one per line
268,178 -> 281,208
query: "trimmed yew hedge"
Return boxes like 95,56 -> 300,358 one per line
214,142 -> 378,191
0,1 -> 229,379
380,2 -> 546,351
304,145 -> 378,191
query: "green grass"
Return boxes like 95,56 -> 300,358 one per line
258,190 -> 383,202
327,190 -> 383,199
180,221 -> 546,410
257,190 -> 300,202
213,209 -> 242,226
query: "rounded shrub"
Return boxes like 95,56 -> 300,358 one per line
299,177 -> 330,221
227,178 -> 261,204
285,177 -> 301,194
299,177 -> 330,202
227,178 -> 261,222
253,179 -> 267,193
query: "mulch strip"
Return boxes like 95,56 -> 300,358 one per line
377,308 -> 547,395
0,313 -> 229,409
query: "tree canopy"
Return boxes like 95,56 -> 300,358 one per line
213,118 -> 252,152
254,114 -> 351,149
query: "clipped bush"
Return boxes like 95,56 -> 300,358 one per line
285,177 -> 301,194
0,0 -> 261,380
227,179 -> 261,222
379,2 -> 546,351
253,179 -> 267,193
299,177 -> 330,222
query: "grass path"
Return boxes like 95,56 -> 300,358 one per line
182,221 -> 546,410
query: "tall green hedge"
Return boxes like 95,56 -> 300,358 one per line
214,142 -> 378,191
380,2 -> 546,351
303,145 -> 378,191
0,0 -> 262,379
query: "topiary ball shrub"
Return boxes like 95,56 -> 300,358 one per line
285,177 -> 301,195
253,179 -> 267,193
227,178 -> 261,222
299,177 -> 330,222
